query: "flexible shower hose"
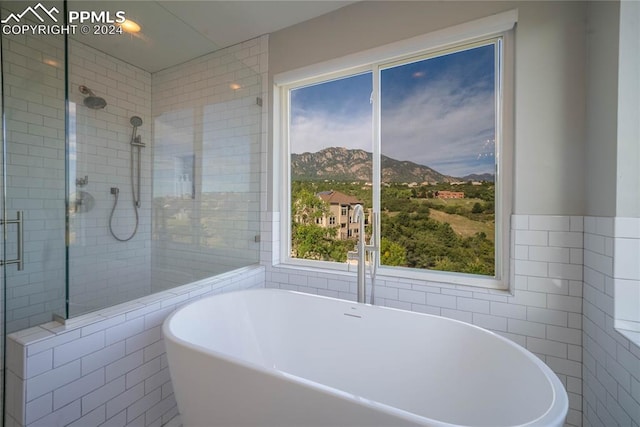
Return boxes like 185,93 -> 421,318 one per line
108,143 -> 141,242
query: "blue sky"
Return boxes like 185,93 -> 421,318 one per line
290,43 -> 497,178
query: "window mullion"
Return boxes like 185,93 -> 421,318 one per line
494,39 -> 503,280
372,66 -> 381,268
281,86 -> 292,263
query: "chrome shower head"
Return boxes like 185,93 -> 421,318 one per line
84,96 -> 107,109
79,85 -> 107,109
130,116 -> 143,127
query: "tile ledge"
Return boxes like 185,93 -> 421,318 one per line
10,264 -> 264,344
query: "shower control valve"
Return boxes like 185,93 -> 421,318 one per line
76,175 -> 89,187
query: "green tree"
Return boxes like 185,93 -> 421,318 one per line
462,258 -> 493,275
380,237 -> 407,266
291,223 -> 343,260
433,256 -> 460,272
292,188 -> 328,224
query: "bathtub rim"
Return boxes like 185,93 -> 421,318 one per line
163,288 -> 569,427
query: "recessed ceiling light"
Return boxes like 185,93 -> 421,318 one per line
120,19 -> 141,34
43,58 -> 60,67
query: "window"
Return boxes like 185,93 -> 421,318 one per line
379,44 -> 498,276
278,12 -> 515,289
329,216 -> 336,225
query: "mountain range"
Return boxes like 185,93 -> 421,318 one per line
291,147 -> 494,183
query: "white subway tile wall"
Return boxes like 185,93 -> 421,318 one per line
5,265 -> 265,427
150,35 -> 268,292
2,12 -> 67,333
583,217 -> 640,427
265,215 -> 585,426
67,40 -> 153,314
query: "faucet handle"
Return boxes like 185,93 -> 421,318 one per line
346,249 -> 358,273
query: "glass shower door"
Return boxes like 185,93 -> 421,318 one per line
1,1 -> 67,421
1,0 -> 67,335
0,3 -> 68,425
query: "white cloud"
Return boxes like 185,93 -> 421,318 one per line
290,110 -> 371,154
381,77 -> 495,176
290,76 -> 495,177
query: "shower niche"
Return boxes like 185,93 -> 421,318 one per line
175,154 -> 195,200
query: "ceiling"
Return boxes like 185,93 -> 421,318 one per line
67,1 -> 355,72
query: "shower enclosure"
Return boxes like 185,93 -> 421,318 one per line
0,1 -> 264,422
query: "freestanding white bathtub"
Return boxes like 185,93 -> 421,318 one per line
163,289 -> 568,427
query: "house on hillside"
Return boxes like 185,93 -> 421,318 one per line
435,190 -> 464,199
315,190 -> 371,240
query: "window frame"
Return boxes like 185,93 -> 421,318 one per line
274,11 -> 516,289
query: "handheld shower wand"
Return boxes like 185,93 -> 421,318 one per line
109,116 -> 144,242
129,116 -> 144,208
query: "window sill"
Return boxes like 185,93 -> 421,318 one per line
273,259 -> 510,293
615,321 -> 640,349
612,218 -> 640,350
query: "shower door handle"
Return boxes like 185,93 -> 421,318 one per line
1,211 -> 24,270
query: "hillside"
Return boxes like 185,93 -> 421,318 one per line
291,147 -> 461,183
460,173 -> 495,183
